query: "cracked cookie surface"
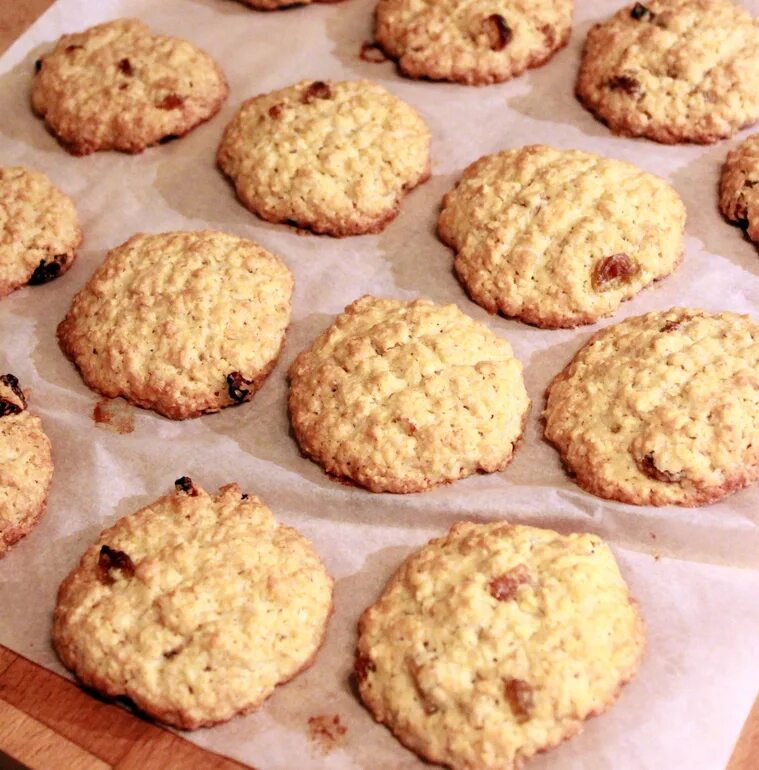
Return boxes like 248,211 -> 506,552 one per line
576,0 -> 759,144
0,166 -> 81,299
31,18 -> 228,155
720,133 -> 759,242
439,145 -> 685,328
0,374 -> 54,557
288,296 -> 529,493
374,0 -> 574,85
544,308 -> 759,506
356,521 -> 644,770
217,79 -> 431,236
58,230 -> 293,420
53,480 -> 334,729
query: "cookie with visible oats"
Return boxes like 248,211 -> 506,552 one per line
31,19 -> 228,155
53,479 -> 334,729
545,308 -> 759,506
576,0 -> 759,144
720,133 -> 759,243
0,166 -> 81,299
57,230 -> 293,420
356,521 -> 644,770
217,79 -> 431,236
0,374 -> 54,558
373,0 -> 574,85
439,145 -> 685,328
288,296 -> 530,493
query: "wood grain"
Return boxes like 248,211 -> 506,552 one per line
0,2 -> 756,769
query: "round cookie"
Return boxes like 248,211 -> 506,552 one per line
57,230 -> 293,420
0,374 -> 54,557
31,18 -> 228,155
576,0 -> 759,144
217,79 -> 431,236
356,521 -> 645,770
720,133 -> 759,243
53,479 -> 334,729
0,167 -> 82,299
439,145 -> 686,328
288,296 -> 530,493
544,308 -> 759,507
373,0 -> 574,85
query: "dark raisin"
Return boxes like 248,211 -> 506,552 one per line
592,253 -> 639,290
504,678 -> 534,722
65,44 -> 84,53
174,476 -> 198,496
608,75 -> 641,95
268,103 -> 284,119
157,93 -> 184,110
227,371 -> 254,402
34,59 -> 42,73
484,14 -> 512,51
355,655 -> 376,683
631,2 -> 654,20
302,81 -> 331,104
98,545 -> 135,584
118,58 -> 133,76
660,319 -> 682,333
28,254 -> 66,286
637,453 -> 684,483
0,374 -> 26,417
488,564 -> 530,601
359,41 -> 387,63
159,134 -> 179,144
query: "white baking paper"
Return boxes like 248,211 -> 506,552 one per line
0,1 -> 757,768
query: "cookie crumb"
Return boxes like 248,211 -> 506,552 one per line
93,398 -> 134,434
359,42 -> 387,63
308,714 -> 347,755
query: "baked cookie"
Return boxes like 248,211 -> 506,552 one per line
545,308 -> 759,506
58,230 -> 293,420
356,521 -> 644,770
53,479 -> 334,729
0,167 -> 82,299
0,374 -> 54,557
217,79 -> 431,236
439,145 -> 686,328
374,0 -> 574,85
31,19 -> 228,155
720,133 -> 759,243
576,0 -> 759,144
288,296 -> 529,493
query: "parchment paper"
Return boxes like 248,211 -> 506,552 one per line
1,1 -> 758,768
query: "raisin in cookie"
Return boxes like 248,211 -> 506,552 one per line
374,0 -> 574,85
576,0 -> 759,144
439,145 -> 685,328
217,79 -> 431,236
356,521 -> 644,770
31,19 -> 228,155
53,479 -> 334,729
288,296 -> 529,493
545,308 -> 759,506
58,231 -> 293,420
0,167 -> 81,299
0,374 -> 54,557
720,133 -> 759,243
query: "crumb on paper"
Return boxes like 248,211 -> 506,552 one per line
359,41 -> 387,63
650,532 -> 657,540
93,397 -> 135,434
308,714 -> 347,755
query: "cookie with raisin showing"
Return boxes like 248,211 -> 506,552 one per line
545,308 -> 759,506
576,0 -> 759,144
53,480 -> 334,729
374,0 -> 574,85
439,145 -> 685,328
217,80 -> 430,236
288,296 -> 529,493
0,167 -> 81,299
58,231 -> 293,420
720,133 -> 759,243
356,521 -> 644,770
0,374 -> 54,557
31,19 -> 228,155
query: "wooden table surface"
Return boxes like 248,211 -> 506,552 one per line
0,2 -> 757,769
